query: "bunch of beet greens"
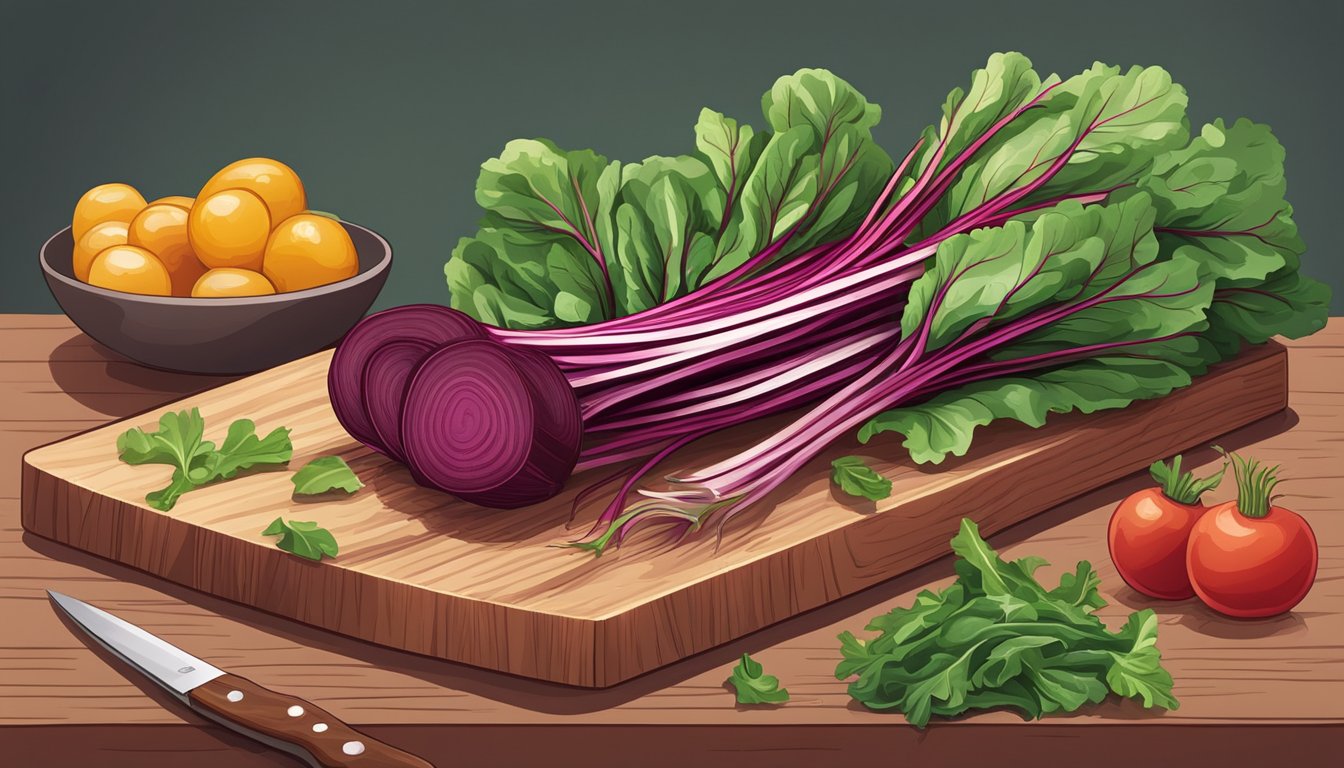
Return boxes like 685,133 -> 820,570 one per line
331,52 -> 1326,553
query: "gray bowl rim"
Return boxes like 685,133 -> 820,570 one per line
40,220 -> 393,307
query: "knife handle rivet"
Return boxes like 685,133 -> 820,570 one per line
342,741 -> 365,756
178,666 -> 195,674
312,723 -> 328,733
287,705 -> 305,717
226,690 -> 244,703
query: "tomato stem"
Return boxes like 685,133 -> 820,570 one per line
1214,445 -> 1280,519
1148,453 -> 1223,505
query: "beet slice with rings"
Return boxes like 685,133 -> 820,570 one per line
328,304 -> 485,454
400,339 -> 581,509
360,339 -> 438,463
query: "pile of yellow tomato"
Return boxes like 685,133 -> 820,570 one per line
70,158 -> 359,298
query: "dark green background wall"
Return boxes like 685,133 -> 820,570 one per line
2,0 -> 1340,313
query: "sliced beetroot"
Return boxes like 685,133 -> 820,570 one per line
361,339 -> 436,463
328,305 -> 485,452
506,347 -> 583,498
401,339 -> 581,509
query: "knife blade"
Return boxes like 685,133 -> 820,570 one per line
49,590 -> 434,768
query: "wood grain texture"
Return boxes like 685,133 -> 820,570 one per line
1,317 -> 1341,767
19,331 -> 1288,686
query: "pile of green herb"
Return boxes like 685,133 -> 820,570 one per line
836,519 -> 1178,727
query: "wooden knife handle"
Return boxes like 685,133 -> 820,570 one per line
189,673 -> 433,768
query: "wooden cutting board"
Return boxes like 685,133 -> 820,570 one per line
21,342 -> 1287,687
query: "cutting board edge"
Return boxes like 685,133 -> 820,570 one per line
19,461 -> 604,685
21,342 -> 1289,688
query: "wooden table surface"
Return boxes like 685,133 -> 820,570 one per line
2,315 -> 1340,767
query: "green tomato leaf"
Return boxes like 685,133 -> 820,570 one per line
262,517 -> 339,561
726,653 -> 790,705
829,456 -> 892,501
291,456 -> 363,496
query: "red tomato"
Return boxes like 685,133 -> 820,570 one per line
1109,487 -> 1203,599
1108,455 -> 1222,600
1187,502 -> 1318,618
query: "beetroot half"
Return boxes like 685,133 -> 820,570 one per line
400,339 -> 581,509
328,305 -> 485,452
361,339 -> 437,463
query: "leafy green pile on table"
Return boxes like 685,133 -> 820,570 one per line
836,518 -> 1178,727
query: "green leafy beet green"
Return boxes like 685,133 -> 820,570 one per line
837,519 -> 1177,727
726,653 -> 790,705
261,518 -> 339,562
291,456 -> 364,496
447,69 -> 891,329
440,53 -> 1330,551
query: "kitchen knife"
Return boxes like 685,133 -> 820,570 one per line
48,590 -> 433,768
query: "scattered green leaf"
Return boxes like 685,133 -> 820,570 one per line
262,517 -> 339,561
117,409 -> 292,511
727,653 -> 789,705
291,456 -> 364,496
830,456 -> 892,501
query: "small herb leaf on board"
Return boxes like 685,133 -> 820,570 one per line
291,456 -> 364,496
262,518 -> 339,561
116,409 -> 292,511
727,653 -> 790,705
830,456 -> 892,501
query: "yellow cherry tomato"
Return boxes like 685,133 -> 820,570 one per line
128,204 -> 209,296
150,195 -> 195,210
87,245 -> 172,296
189,189 -> 271,270
72,220 -> 129,282
198,158 -> 306,224
191,268 -> 276,298
129,204 -> 193,270
171,258 -> 209,297
263,214 -> 358,292
72,183 -> 146,240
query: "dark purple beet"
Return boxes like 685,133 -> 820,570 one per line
400,339 -> 581,509
361,339 -> 436,463
328,305 -> 485,453
506,346 -> 583,499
